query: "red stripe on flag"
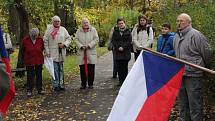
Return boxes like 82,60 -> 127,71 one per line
136,67 -> 184,121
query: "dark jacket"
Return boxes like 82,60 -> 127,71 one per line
112,27 -> 132,61
22,36 -> 44,66
157,32 -> 175,56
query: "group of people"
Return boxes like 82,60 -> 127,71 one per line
0,12 -> 212,120
108,13 -> 211,121
108,14 -> 174,86
0,15 -> 99,97
20,16 -> 99,96
21,16 -> 71,96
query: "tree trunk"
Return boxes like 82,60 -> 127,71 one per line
142,0 -> 146,14
14,0 -> 29,77
54,0 -> 77,35
128,0 -> 134,9
8,6 -> 19,43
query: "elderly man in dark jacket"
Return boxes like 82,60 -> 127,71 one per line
173,13 -> 211,121
112,17 -> 132,86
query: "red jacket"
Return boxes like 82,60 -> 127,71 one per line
22,36 -> 44,66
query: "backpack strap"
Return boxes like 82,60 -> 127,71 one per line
146,26 -> 150,36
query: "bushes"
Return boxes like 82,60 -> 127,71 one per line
153,0 -> 215,69
153,1 -> 215,46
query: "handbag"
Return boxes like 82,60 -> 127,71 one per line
108,42 -> 113,51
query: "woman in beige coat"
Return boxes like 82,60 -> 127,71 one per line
75,18 -> 99,89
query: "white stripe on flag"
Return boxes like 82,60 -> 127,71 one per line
107,52 -> 148,121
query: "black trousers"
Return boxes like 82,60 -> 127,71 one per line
116,60 -> 129,84
134,50 -> 141,61
79,64 -> 95,87
112,51 -> 118,77
26,65 -> 43,92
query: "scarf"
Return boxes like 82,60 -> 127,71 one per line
51,27 -> 59,39
83,28 -> 89,32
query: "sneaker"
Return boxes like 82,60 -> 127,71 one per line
38,90 -> 45,95
27,91 -> 32,97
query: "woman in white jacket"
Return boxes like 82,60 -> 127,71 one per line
132,15 -> 154,60
43,16 -> 71,92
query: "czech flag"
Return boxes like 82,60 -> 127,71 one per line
0,27 -> 15,116
107,51 -> 185,121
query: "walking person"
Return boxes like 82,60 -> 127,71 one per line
173,13 -> 212,121
157,23 -> 175,56
75,18 -> 99,89
44,15 -> 71,92
111,17 -> 132,86
132,15 -> 154,60
22,28 -> 44,96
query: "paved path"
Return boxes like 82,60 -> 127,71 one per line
37,52 -> 135,121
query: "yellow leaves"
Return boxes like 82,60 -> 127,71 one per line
6,95 -> 46,120
74,7 -> 108,27
149,0 -> 160,12
145,11 -> 153,18
79,112 -> 85,114
177,0 -> 188,4
84,101 -> 91,105
90,110 -> 97,114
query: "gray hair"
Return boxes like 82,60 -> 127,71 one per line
29,28 -> 39,41
179,13 -> 192,22
29,28 -> 39,35
82,18 -> 90,26
52,15 -> 61,23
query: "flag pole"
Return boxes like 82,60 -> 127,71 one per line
141,47 -> 215,75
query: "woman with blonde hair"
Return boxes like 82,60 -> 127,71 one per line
75,18 -> 99,89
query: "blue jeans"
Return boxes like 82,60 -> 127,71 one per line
53,61 -> 64,88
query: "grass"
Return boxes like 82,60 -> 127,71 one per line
10,46 -> 108,89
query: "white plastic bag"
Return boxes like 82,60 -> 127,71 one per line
44,57 -> 55,80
